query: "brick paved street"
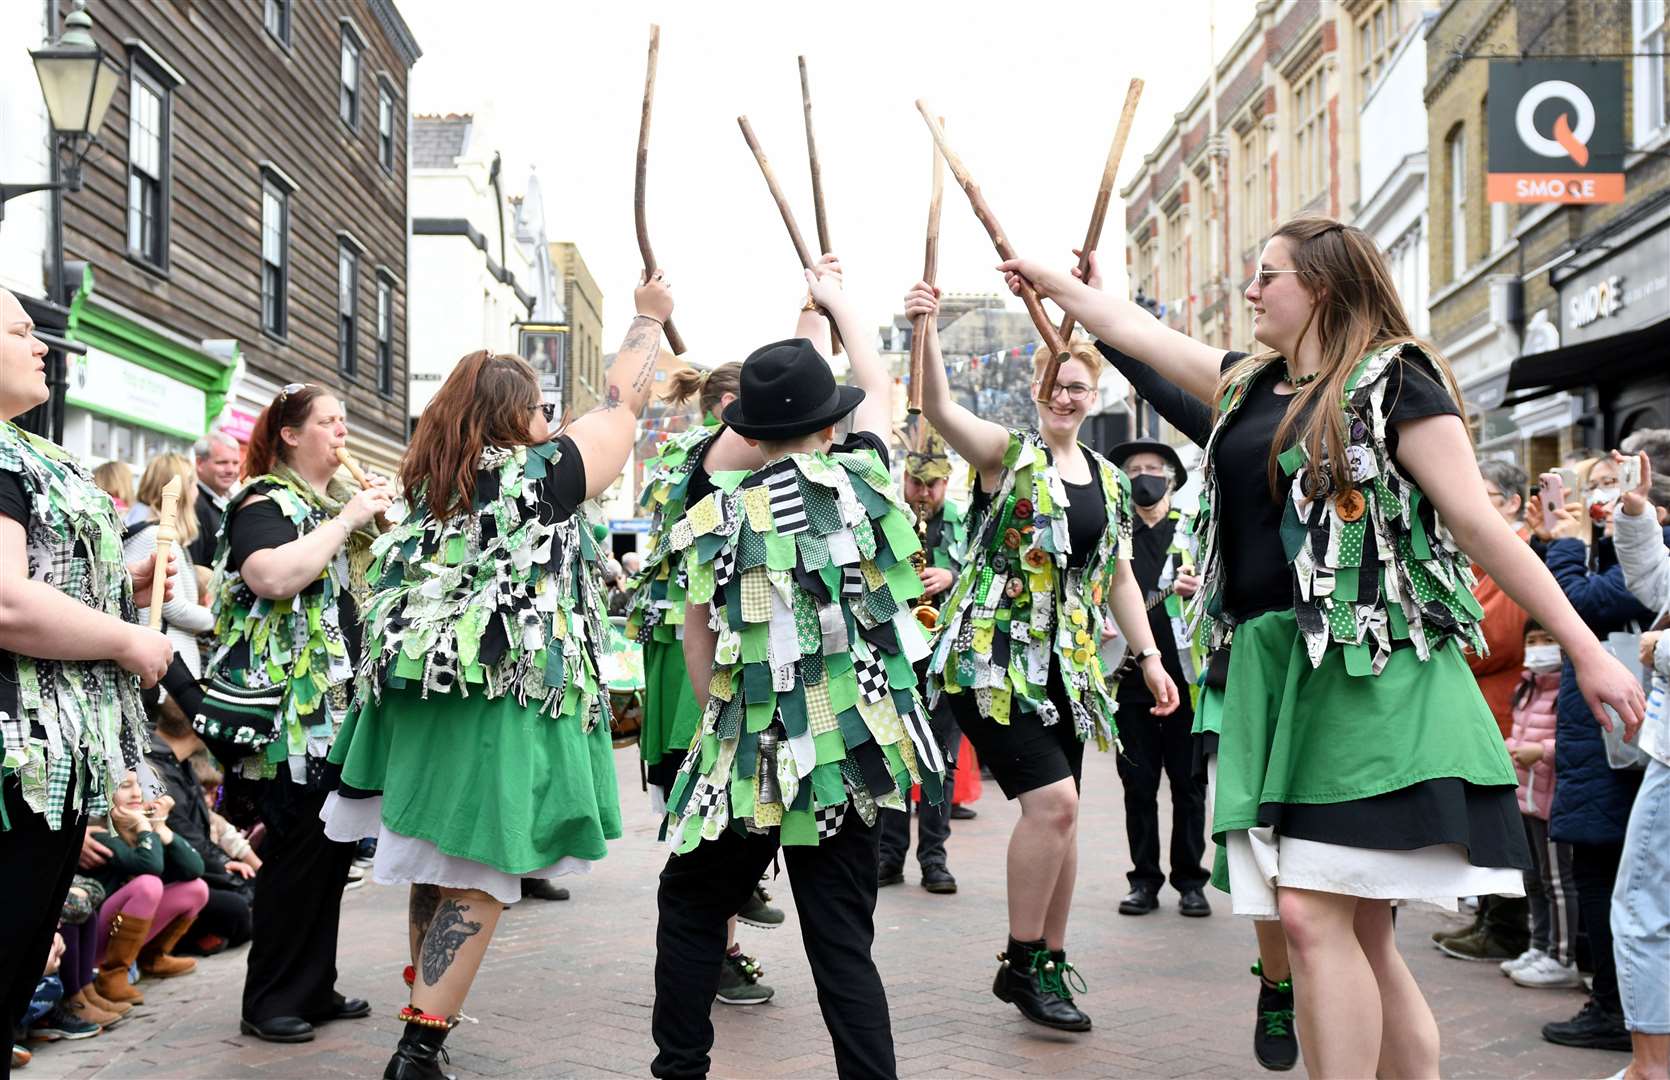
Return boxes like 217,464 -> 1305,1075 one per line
24,748 -> 1629,1079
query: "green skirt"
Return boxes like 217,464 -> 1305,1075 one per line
331,684 -> 622,875
640,636 -> 700,766
1212,608 -> 1518,840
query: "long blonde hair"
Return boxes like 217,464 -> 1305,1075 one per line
137,452 -> 199,544
1220,216 -> 1468,497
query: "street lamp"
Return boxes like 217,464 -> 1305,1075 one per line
0,0 -> 123,224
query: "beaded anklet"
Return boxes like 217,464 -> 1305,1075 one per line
397,1005 -> 458,1030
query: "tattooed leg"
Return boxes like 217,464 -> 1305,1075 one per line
409,884 -> 441,971
409,887 -> 503,1020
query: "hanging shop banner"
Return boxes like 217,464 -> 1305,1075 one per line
519,323 -> 569,400
1487,61 -> 1624,204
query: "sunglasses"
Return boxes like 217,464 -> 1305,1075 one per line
1245,268 -> 1304,290
276,382 -> 312,408
533,402 -> 557,422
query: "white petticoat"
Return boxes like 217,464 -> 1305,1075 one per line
321,791 -> 594,906
1207,756 -> 1526,919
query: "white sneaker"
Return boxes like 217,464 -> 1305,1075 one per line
1500,948 -> 1545,976
1510,954 -> 1585,988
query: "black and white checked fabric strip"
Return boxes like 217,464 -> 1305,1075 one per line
712,544 -> 737,588
813,801 -> 847,841
764,468 -> 808,535
855,653 -> 889,703
841,566 -> 865,598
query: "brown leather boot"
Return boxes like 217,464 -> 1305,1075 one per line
65,987 -> 122,1027
138,914 -> 199,978
80,980 -> 132,1018
95,912 -> 151,1004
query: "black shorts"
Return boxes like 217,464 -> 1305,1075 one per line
944,661 -> 1084,799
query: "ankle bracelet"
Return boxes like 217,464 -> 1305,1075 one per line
398,1005 -> 458,1030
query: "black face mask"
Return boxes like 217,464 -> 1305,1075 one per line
1130,474 -> 1169,508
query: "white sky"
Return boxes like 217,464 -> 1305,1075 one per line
401,0 -> 1256,368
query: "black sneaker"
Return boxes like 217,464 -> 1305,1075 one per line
737,885 -> 785,929
1251,960 -> 1298,1071
29,1004 -> 102,1041
1541,998 -> 1632,1052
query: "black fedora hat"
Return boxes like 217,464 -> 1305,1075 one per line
1107,437 -> 1186,481
722,338 -> 866,441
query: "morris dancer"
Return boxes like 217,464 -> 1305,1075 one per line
906,281 -> 1179,1034
651,261 -> 942,1080
322,273 -> 673,1080
1000,216 -> 1644,1077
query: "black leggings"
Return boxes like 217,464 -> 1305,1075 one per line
0,780 -> 83,1080
1570,840 -> 1626,1014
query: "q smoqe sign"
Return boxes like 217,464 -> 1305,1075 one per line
1488,61 -> 1624,204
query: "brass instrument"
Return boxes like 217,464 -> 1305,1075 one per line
911,498 -> 940,632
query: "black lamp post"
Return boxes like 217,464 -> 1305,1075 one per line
1,1 -> 121,441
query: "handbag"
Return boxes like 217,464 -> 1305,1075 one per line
192,676 -> 285,751
1601,611 -> 1663,771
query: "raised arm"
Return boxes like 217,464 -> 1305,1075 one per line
795,254 -> 838,358
1395,414 -> 1647,739
806,257 -> 891,442
905,281 -> 1010,479
564,271 -> 676,501
999,255 -> 1224,403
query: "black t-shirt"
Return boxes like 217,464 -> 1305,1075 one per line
974,444 -> 1104,571
0,470 -> 27,527
683,429 -> 890,509
1116,514 -> 1188,706
1212,348 -> 1460,621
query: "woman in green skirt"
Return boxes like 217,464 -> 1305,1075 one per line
999,217 -> 1646,1078
322,272 -> 673,1080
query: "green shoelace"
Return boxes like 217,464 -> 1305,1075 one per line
1033,951 -> 1089,1002
1250,959 -> 1294,1037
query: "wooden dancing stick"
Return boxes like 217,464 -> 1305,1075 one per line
148,476 -> 181,629
1058,78 -> 1143,343
797,56 -> 842,355
737,115 -> 843,354
907,118 -> 944,416
335,446 -> 371,490
635,25 -> 687,355
914,101 -> 1068,402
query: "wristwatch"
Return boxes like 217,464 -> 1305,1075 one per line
1135,647 -> 1161,661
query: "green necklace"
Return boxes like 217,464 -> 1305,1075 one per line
1284,361 -> 1319,388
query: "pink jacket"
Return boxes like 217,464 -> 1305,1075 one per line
1505,670 -> 1560,819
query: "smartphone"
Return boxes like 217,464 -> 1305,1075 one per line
1619,454 -> 1641,493
1539,471 -> 1568,533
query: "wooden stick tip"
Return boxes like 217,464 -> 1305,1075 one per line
160,476 -> 182,498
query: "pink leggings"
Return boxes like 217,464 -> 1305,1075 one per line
95,875 -> 210,962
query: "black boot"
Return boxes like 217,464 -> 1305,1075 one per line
991,937 -> 1092,1032
1251,960 -> 1298,1071
384,1022 -> 456,1080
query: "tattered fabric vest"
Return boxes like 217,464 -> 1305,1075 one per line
626,423 -> 726,647
927,432 -> 1133,748
1189,342 -> 1487,676
206,474 -> 360,775
925,499 -> 968,573
0,422 -> 143,828
1153,507 -> 1201,689
355,442 -> 608,732
662,443 -> 947,852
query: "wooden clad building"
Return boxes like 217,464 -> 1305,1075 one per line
53,0 -> 420,475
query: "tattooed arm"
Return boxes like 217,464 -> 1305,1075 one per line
564,272 -> 676,501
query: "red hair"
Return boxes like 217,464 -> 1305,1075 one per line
243,383 -> 329,480
400,351 -> 542,521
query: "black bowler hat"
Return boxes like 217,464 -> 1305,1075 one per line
722,338 -> 866,440
1107,437 -> 1186,481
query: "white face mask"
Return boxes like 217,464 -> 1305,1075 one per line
1524,644 -> 1563,674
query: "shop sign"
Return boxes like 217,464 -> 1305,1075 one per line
219,407 -> 259,443
1488,61 -> 1624,204
1559,228 -> 1670,346
66,348 -> 206,441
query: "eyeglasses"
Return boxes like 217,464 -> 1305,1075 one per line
532,402 -> 557,422
1245,268 -> 1304,290
1047,382 -> 1095,402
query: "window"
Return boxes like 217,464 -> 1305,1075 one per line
1164,206 -> 1186,313
127,67 -> 169,268
260,174 -> 290,337
338,241 -> 359,377
376,273 -> 394,395
1239,125 -> 1268,251
1636,0 -> 1669,144
263,0 -> 290,46
378,84 -> 396,171
1490,198 -> 1510,253
1292,65 -> 1329,208
339,28 -> 361,128
1357,2 -> 1409,98
1449,126 -> 1468,279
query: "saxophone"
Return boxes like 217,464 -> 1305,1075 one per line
911,498 -> 940,631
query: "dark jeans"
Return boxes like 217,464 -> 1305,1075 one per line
0,779 -> 84,1080
195,882 -> 254,950
1571,840 -> 1626,1014
879,697 -> 959,871
241,771 -> 356,1022
652,815 -> 894,1080
1114,703 -> 1209,893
